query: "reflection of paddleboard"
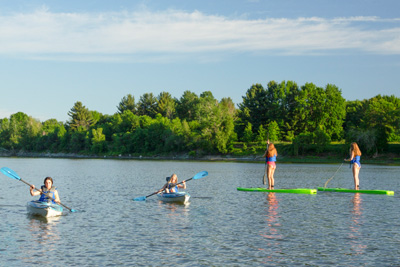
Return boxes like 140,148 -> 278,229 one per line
237,187 -> 317,194
317,187 -> 394,195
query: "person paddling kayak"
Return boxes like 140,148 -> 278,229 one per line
159,173 -> 186,193
30,177 -> 61,204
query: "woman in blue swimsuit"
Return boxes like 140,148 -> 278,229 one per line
263,140 -> 277,190
344,142 -> 362,190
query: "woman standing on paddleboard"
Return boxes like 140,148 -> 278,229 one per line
344,142 -> 362,190
263,140 -> 277,190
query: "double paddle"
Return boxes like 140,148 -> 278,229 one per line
134,171 -> 208,201
1,167 -> 76,212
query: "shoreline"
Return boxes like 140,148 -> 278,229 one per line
1,151 -> 400,165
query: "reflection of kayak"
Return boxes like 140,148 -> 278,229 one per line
317,187 -> 394,195
237,187 -> 317,194
27,201 -> 63,217
157,192 -> 190,204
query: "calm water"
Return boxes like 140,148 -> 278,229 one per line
0,158 -> 399,266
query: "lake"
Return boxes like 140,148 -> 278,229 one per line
0,158 -> 399,266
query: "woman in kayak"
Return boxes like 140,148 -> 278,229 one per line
160,174 -> 186,193
30,177 -> 60,203
263,140 -> 277,190
344,142 -> 362,190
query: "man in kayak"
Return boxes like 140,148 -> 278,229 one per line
160,174 -> 186,193
30,177 -> 61,204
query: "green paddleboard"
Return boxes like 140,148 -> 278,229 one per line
317,187 -> 394,195
237,187 -> 317,194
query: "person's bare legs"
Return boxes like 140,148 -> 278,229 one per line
353,164 -> 360,190
268,165 -> 275,190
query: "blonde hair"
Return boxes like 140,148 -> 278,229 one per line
350,142 -> 362,156
267,143 -> 278,158
169,174 -> 177,183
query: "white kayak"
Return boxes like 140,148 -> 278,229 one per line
27,201 -> 63,217
157,192 -> 190,204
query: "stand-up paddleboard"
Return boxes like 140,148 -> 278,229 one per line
317,187 -> 394,195
237,187 -> 317,194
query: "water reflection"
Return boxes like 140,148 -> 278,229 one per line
263,193 -> 281,239
349,194 -> 367,255
18,215 -> 62,264
261,193 -> 283,264
156,201 -> 191,258
27,215 -> 61,246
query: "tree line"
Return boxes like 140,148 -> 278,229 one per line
0,80 -> 399,157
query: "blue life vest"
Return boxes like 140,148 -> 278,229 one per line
266,155 -> 277,162
167,183 -> 178,192
38,186 -> 56,203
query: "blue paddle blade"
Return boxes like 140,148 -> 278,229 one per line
193,171 -> 208,179
133,196 -> 146,201
1,167 -> 21,181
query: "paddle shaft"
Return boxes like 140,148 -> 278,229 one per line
323,163 -> 344,188
263,134 -> 269,185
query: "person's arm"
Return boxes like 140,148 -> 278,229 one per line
54,190 -> 61,203
158,183 -> 167,193
161,183 -> 171,193
344,151 -> 354,161
30,185 -> 41,196
178,180 -> 186,189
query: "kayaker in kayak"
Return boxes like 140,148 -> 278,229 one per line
160,174 -> 186,193
30,177 -> 61,204
344,142 -> 362,190
262,140 -> 277,190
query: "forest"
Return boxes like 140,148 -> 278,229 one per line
0,80 -> 399,158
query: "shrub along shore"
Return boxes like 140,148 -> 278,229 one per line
2,143 -> 399,165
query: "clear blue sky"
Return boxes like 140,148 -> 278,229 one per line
0,0 -> 399,122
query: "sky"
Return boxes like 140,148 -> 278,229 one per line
0,0 -> 399,122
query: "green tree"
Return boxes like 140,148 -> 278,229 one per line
213,97 -> 237,153
1,112 -> 41,151
242,122 -> 253,143
156,91 -> 176,119
237,84 -> 268,137
289,83 -> 345,140
256,125 -> 267,143
69,131 -> 89,153
344,95 -> 400,152
267,121 -> 280,142
37,119 -> 66,152
67,101 -> 93,131
91,128 -> 107,153
137,93 -> 158,118
323,84 -> 346,140
117,94 -> 136,114
176,90 -> 200,122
